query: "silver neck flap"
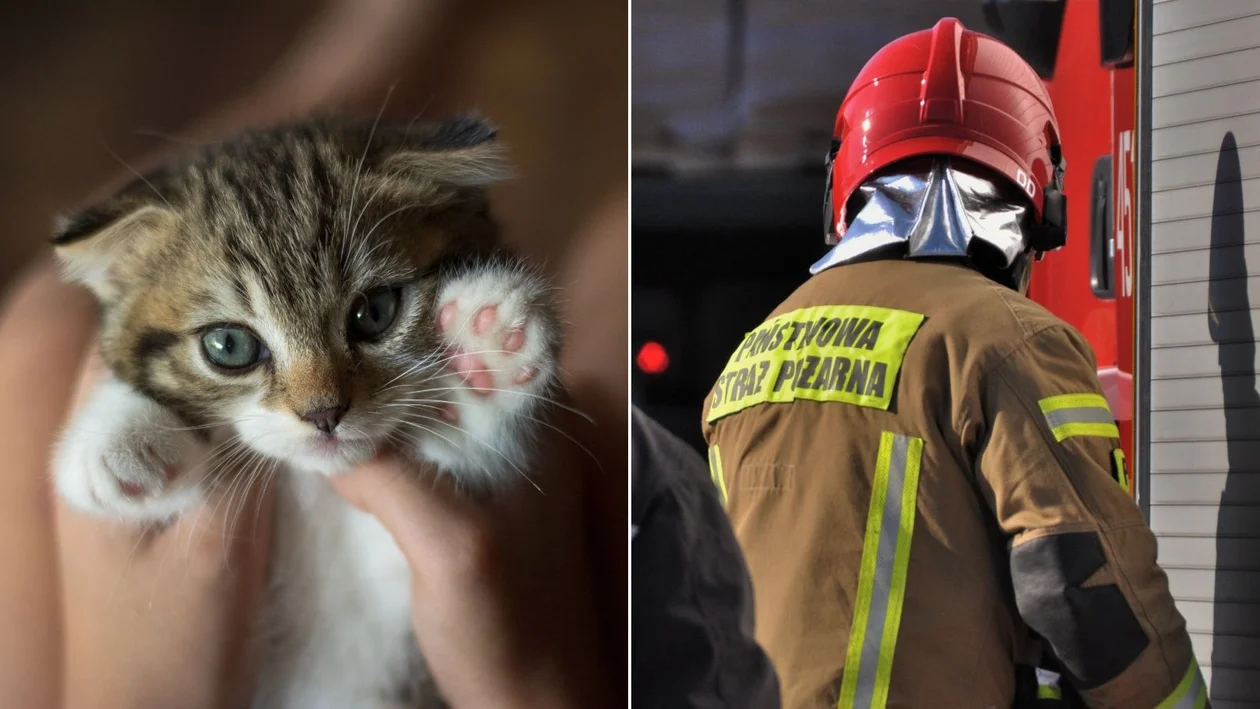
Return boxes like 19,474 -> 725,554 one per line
812,159 -> 1030,275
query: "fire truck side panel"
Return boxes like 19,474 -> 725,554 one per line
1145,0 -> 1260,700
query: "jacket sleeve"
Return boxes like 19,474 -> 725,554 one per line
632,409 -> 782,709
971,325 -> 1207,709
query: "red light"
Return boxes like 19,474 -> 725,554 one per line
636,341 -> 670,374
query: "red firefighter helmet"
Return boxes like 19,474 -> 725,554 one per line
824,17 -> 1066,252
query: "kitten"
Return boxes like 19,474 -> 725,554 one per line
51,116 -> 561,708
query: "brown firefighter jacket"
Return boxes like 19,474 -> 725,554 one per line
701,258 -> 1206,709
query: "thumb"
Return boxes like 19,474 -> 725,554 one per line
330,454 -> 487,575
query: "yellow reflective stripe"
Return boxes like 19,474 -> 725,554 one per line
838,432 -> 923,709
1040,393 -> 1110,413
1113,449 -> 1131,494
1038,393 -> 1120,441
1037,684 -> 1063,700
706,305 -> 926,423
1155,658 -> 1208,709
1051,422 -> 1122,441
708,445 -> 728,507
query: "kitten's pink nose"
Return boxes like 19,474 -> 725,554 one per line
299,404 -> 348,434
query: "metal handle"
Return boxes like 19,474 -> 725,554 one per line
1090,155 -> 1115,299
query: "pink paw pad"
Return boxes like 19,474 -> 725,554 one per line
473,306 -> 498,335
438,302 -> 458,333
504,328 -> 525,353
450,349 -> 495,394
435,286 -> 546,403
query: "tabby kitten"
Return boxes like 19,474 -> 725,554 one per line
51,116 -> 561,708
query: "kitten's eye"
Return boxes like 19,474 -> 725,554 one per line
201,326 -> 265,370
349,287 -> 401,341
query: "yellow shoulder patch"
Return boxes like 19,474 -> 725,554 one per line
706,305 -> 925,424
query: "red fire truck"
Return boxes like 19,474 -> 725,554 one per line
985,0 -> 1136,485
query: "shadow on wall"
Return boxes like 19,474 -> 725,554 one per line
1207,131 -> 1260,700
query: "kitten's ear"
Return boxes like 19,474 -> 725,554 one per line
52,184 -> 177,302
374,117 -> 513,188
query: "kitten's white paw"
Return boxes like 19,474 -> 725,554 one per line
414,263 -> 558,484
54,378 -> 205,522
435,266 -> 557,413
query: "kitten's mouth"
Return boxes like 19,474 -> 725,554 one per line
283,433 -> 378,475
308,433 -> 377,457
311,436 -> 346,454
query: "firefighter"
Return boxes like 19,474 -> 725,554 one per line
702,18 -> 1206,709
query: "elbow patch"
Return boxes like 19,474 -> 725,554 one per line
1010,531 -> 1149,689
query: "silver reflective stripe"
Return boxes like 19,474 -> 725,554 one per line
838,432 -> 923,709
851,435 -> 909,709
1043,405 -> 1115,429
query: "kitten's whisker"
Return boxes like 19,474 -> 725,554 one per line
203,446 -> 257,528
132,128 -> 214,147
226,454 -> 274,554
150,413 -> 264,434
352,237 -> 397,281
380,401 -> 447,410
215,452 -> 258,564
374,347 -> 530,395
99,139 -> 172,208
383,367 -> 512,389
375,359 -> 438,393
188,433 -> 269,554
343,84 -> 396,262
389,386 -> 594,424
198,439 -> 273,556
517,412 -> 604,472
360,202 -> 424,246
189,447 -> 255,561
347,178 -> 393,254
196,435 -> 257,482
189,440 -> 250,490
374,342 -> 488,393
251,459 -> 281,537
385,397 -> 600,469
226,452 -> 267,543
405,95 -> 437,132
395,416 -> 544,495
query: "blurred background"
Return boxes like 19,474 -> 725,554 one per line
631,0 -> 988,449
0,0 -> 625,285
0,0 -> 627,673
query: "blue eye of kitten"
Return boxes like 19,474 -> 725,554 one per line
201,326 -> 267,370
349,287 -> 401,341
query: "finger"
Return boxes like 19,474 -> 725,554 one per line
174,476 -> 277,708
56,465 -> 277,709
0,261 -> 97,709
330,454 -> 492,581
68,338 -> 107,412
